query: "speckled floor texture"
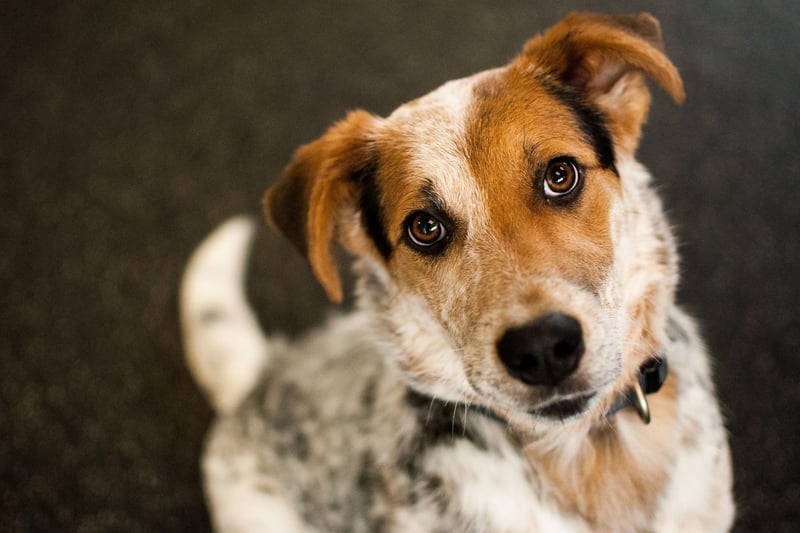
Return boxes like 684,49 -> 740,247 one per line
2,1 -> 798,531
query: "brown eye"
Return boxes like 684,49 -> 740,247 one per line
544,159 -> 581,199
406,212 -> 447,248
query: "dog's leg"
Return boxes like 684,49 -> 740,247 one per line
180,216 -> 269,414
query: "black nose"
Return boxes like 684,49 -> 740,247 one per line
496,313 -> 584,386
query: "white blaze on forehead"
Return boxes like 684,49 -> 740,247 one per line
386,72 -> 493,233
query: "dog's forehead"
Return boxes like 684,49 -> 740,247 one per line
374,71 -> 496,229
382,71 -> 488,170
373,65 -> 598,232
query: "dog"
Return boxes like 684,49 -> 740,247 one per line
181,12 -> 734,532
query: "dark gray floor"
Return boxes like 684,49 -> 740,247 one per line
2,1 -> 798,531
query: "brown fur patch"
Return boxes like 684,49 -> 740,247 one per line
464,68 -> 620,294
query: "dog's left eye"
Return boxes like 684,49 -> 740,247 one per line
543,159 -> 582,199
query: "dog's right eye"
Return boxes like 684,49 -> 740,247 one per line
405,211 -> 448,253
543,158 -> 582,200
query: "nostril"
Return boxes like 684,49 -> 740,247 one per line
506,351 -> 539,371
554,339 -> 579,359
550,337 -> 584,378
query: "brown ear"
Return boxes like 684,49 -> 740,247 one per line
263,110 -> 378,303
521,12 -> 685,155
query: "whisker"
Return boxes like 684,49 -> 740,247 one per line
451,400 -> 459,437
426,396 -> 437,426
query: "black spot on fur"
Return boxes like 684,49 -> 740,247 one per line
356,451 -> 380,496
353,157 -> 392,259
404,389 -> 490,451
666,315 -> 689,345
361,377 -> 378,410
200,309 -> 224,323
292,431 -> 310,460
265,382 -> 315,431
355,451 -> 390,532
540,77 -> 617,172
413,474 -> 448,514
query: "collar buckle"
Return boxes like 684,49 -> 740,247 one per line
631,380 -> 651,424
606,356 -> 668,424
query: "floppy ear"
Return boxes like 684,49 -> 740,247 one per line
521,12 -> 685,156
263,110 -> 379,303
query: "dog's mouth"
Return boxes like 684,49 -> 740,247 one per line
527,392 -> 597,420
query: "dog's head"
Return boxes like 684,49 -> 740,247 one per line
264,13 -> 684,425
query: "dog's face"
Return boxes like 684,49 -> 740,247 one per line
265,13 -> 684,425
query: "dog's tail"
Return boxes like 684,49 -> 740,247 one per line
180,216 -> 269,414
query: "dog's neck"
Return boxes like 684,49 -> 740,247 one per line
520,370 -> 679,532
407,365 -> 679,531
517,333 -> 680,531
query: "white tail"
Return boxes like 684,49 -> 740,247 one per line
180,216 -> 269,414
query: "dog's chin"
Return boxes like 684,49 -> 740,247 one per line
526,392 -> 597,422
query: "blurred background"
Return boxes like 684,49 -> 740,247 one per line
2,1 -> 798,531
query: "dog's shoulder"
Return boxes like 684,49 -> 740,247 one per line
653,307 -> 735,531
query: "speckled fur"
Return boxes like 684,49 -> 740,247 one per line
182,12 -> 734,532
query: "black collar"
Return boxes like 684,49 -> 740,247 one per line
468,356 -> 669,426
